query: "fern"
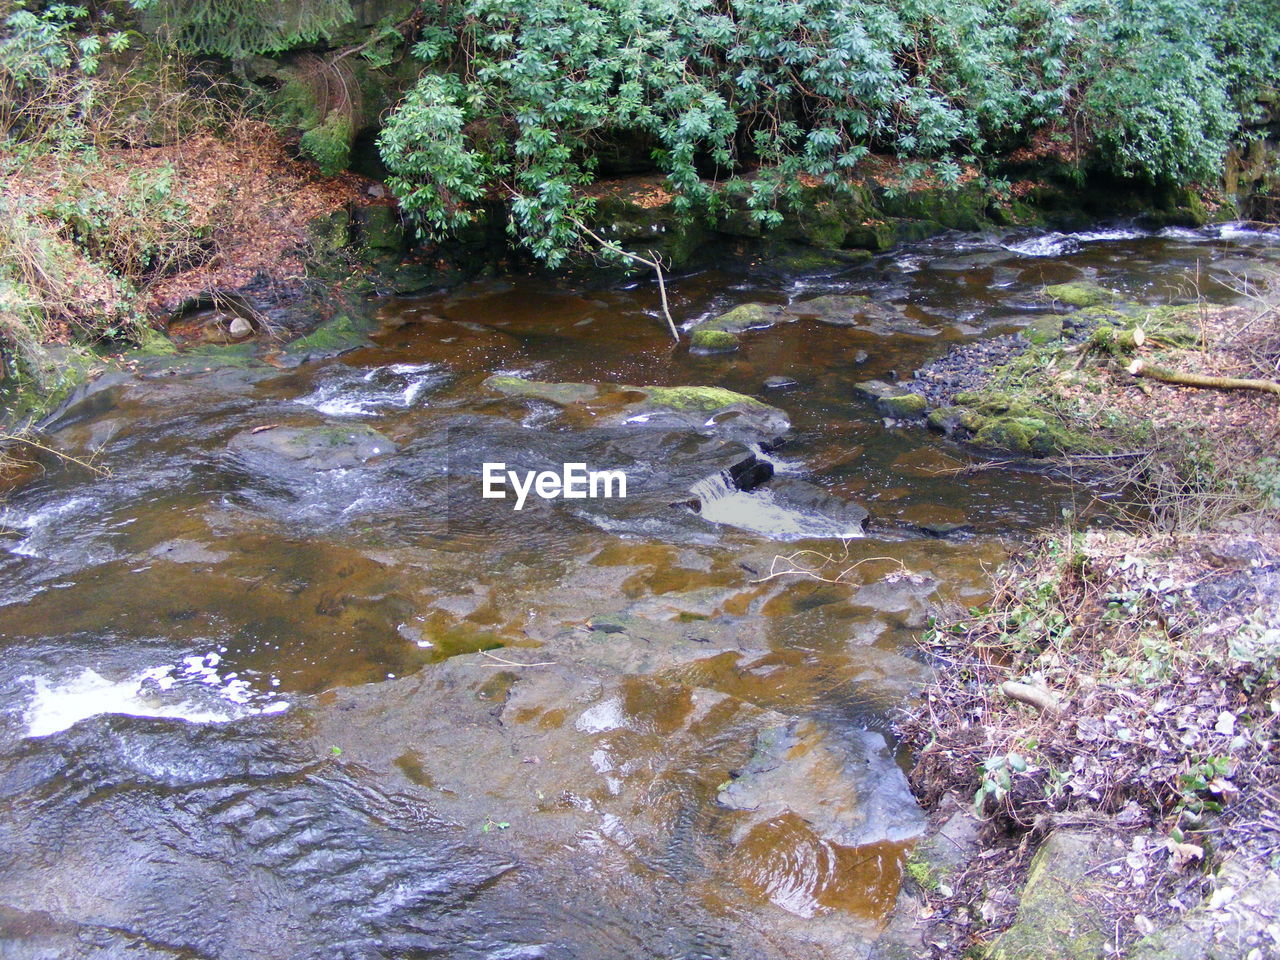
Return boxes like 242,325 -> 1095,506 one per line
129,0 -> 355,59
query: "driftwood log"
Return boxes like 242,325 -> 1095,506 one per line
1000,680 -> 1062,716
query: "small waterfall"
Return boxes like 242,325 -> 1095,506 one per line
689,471 -> 737,510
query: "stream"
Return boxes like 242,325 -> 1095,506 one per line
1,224 -> 1278,960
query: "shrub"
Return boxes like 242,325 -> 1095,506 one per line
378,0 -> 1280,263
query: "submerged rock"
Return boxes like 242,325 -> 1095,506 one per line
688,294 -> 931,344
228,423 -> 396,470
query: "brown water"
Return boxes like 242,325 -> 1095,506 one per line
1,223 -> 1277,959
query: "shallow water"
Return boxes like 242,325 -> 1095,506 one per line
1,223 -> 1278,959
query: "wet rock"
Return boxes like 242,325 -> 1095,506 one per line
696,302 -> 794,334
767,478 -> 870,532
717,717 -> 925,849
853,380 -> 928,419
984,830 -> 1119,960
148,539 -> 231,565
228,424 -> 397,470
851,572 -> 939,628
916,521 -> 973,539
484,376 -> 598,405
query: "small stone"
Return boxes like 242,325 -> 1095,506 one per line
854,350 -> 870,365
763,375 -> 799,391
227,316 -> 254,340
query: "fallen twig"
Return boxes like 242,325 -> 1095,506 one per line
1126,359 -> 1280,395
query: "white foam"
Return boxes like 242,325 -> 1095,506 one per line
576,698 -> 628,733
696,489 -> 866,541
22,657 -> 288,738
1003,227 -> 1148,257
295,362 -> 441,417
1,497 -> 93,558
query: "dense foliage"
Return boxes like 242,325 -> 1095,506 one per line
376,0 -> 1280,263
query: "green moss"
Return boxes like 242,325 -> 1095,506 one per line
1024,315 -> 1064,345
278,314 -> 374,365
1042,282 -> 1120,308
643,385 -> 767,411
697,302 -> 786,333
928,405 -> 965,431
689,328 -> 740,352
483,376 -> 599,405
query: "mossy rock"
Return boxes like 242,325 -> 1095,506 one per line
689,328 -> 740,353
984,831 -> 1115,960
927,405 -> 966,433
1042,282 -> 1120,309
696,302 -> 791,334
881,392 -> 928,418
876,181 -> 987,231
854,380 -> 927,418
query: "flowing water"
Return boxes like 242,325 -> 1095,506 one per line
1,224 -> 1278,959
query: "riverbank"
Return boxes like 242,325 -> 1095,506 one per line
890,285 -> 1280,958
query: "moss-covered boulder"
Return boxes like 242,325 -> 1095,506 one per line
1042,282 -> 1121,309
973,416 -> 1059,456
484,376 -> 599,405
482,376 -> 790,439
984,830 -> 1116,960
689,328 -> 740,353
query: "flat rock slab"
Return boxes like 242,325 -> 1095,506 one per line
985,829 -> 1120,960
1129,858 -> 1280,960
484,376 -> 790,440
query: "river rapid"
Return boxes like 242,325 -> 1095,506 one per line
1,224 -> 1277,959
